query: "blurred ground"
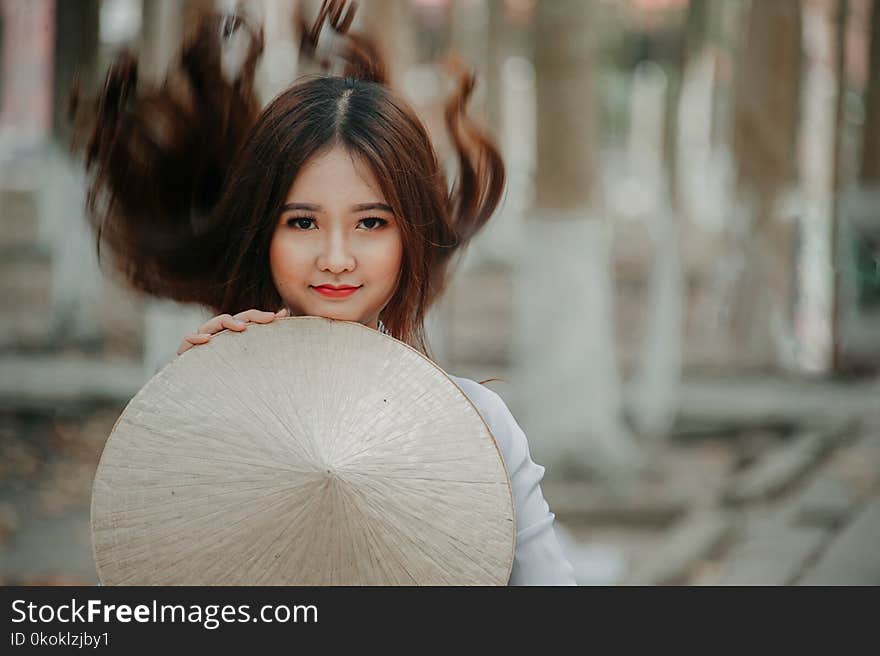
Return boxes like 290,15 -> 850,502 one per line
0,406 -> 120,585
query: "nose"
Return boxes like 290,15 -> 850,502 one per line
316,226 -> 356,274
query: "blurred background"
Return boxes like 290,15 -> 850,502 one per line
1,0 -> 879,585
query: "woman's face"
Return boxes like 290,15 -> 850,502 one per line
270,145 -> 403,330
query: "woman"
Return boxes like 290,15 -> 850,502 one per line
72,0 -> 575,586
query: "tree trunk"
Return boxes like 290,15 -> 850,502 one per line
53,0 -> 98,144
533,0 -> 593,209
517,0 -> 639,478
664,0 -> 709,210
860,0 -> 880,185
730,0 -> 802,371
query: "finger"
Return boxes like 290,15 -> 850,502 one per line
275,307 -> 289,318
197,315 -> 225,334
177,333 -> 211,355
233,309 -> 278,324
198,314 -> 243,334
218,314 -> 248,332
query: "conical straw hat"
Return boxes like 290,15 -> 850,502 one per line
91,316 -> 515,585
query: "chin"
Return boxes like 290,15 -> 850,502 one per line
308,308 -> 361,322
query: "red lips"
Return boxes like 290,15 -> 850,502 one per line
311,285 -> 361,298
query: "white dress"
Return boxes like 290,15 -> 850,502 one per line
448,375 -> 577,586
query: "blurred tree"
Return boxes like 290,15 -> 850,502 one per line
0,5 -> 4,97
53,0 -> 99,144
485,0 -> 504,134
832,0 -> 849,373
534,0 -> 593,208
140,0 -> 213,82
362,0 -> 418,87
665,0 -> 709,208
663,0 -> 711,207
485,0 -> 533,148
517,0 -> 639,476
450,0 -> 488,119
730,0 -> 802,370
861,0 -> 880,185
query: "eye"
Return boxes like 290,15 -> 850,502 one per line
286,216 -> 316,230
358,217 -> 388,230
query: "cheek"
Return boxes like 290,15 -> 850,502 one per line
381,236 -> 404,281
269,234 -> 303,285
268,237 -> 283,282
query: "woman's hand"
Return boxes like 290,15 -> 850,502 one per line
176,307 -> 289,356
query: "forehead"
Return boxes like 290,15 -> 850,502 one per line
287,146 -> 384,200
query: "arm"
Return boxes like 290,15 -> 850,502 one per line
452,377 -> 577,585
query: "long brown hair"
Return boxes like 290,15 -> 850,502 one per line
69,1 -> 505,359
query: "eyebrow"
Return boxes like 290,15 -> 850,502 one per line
282,202 -> 395,214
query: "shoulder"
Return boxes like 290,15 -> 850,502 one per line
446,375 -> 527,469
447,375 -> 509,429
447,375 -> 502,413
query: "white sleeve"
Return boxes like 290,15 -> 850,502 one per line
453,379 -> 577,586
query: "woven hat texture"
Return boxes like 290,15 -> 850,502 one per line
91,316 -> 515,585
